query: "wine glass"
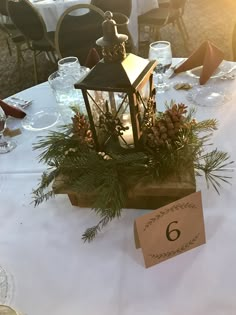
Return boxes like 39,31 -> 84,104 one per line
149,41 -> 172,93
0,107 -> 16,154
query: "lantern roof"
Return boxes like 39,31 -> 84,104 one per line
75,53 -> 157,92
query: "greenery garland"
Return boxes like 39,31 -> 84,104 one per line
32,102 -> 233,242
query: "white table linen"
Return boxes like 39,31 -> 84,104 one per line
31,0 -> 159,48
31,0 -> 90,32
1,59 -> 236,315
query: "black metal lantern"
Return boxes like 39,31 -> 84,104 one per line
75,11 -> 157,151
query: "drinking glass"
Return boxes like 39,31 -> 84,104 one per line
0,107 -> 16,153
58,56 -> 80,76
149,41 -> 172,92
48,58 -> 90,123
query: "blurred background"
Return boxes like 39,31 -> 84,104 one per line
1,0 -> 236,99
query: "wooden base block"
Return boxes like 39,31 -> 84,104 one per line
53,170 -> 196,209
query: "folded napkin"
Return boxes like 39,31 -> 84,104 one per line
0,99 -> 26,118
84,48 -> 100,69
174,40 -> 224,85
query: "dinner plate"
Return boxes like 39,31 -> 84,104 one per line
186,60 -> 235,79
187,85 -> 231,107
22,110 -> 60,131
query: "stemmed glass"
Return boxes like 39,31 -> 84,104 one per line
149,41 -> 172,93
0,107 -> 16,154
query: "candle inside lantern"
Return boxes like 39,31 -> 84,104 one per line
119,114 -> 134,148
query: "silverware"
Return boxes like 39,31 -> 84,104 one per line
168,59 -> 187,79
7,97 -> 32,109
225,65 -> 236,75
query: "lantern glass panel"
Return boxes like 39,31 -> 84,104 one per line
86,90 -> 134,149
136,80 -> 152,123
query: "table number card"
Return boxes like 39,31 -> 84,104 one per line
134,191 -> 206,268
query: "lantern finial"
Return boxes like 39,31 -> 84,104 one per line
96,11 -> 128,63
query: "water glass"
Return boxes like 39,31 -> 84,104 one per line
58,56 -> 80,76
48,66 -> 89,123
149,41 -> 172,92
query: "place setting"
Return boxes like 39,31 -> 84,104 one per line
0,56 -> 91,154
0,95 -> 59,154
149,40 -> 236,108
23,55 -> 90,131
173,41 -> 235,107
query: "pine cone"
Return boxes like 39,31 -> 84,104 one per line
72,113 -> 94,147
145,103 -> 188,149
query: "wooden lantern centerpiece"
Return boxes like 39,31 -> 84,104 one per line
56,11 -> 195,209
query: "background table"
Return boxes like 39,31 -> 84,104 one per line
31,0 -> 90,32
1,59 -> 236,315
31,0 -> 159,48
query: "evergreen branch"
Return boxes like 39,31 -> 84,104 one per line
192,119 -> 218,133
195,149 -> 234,194
32,168 -> 59,206
32,189 -> 55,207
82,214 -> 111,242
81,167 -> 126,242
33,128 -> 90,164
109,151 -> 147,165
31,103 -> 234,241
82,224 -> 100,242
185,106 -> 196,121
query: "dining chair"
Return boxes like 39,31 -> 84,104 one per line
0,0 -> 27,71
0,0 -> 8,15
138,0 -> 189,53
91,0 -> 134,53
55,4 -> 105,65
7,0 -> 57,84
0,19 -> 26,64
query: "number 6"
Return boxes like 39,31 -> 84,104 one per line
166,221 -> 181,241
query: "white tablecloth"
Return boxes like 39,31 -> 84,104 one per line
1,59 -> 236,315
31,0 -> 90,32
31,0 -> 159,48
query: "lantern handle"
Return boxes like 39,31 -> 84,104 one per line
104,11 -> 129,27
